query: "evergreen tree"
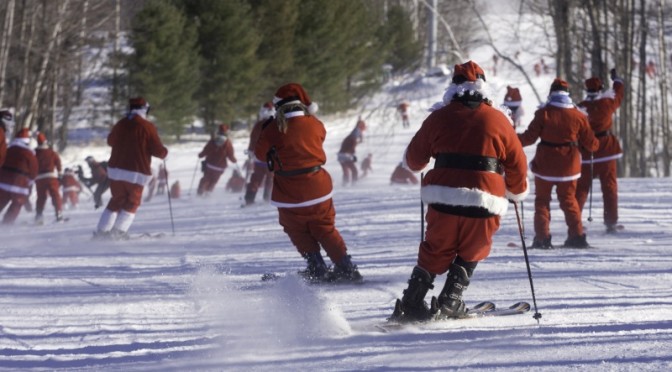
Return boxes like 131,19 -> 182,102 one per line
378,5 -> 423,74
180,0 -> 263,132
128,0 -> 200,140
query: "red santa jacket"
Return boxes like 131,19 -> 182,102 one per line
248,118 -> 270,165
519,97 -> 599,181
0,139 -> 38,195
199,139 -> 236,172
254,111 -> 333,208
107,113 -> 168,186
226,171 -> 246,192
61,171 -> 82,193
405,100 -> 528,216
35,146 -> 62,180
578,79 -> 624,163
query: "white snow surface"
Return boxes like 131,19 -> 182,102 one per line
2,67 -> 672,370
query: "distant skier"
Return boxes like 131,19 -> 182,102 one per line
518,78 -> 599,248
389,162 -> 418,185
78,156 -> 110,209
94,97 -> 168,239
337,117 -> 366,186
397,101 -> 410,128
255,83 -> 362,282
156,163 -> 168,195
61,168 -> 82,209
0,110 -> 12,166
225,168 -> 246,193
34,132 -> 64,223
576,69 -> 625,233
243,102 -> 275,206
390,61 -> 528,322
502,86 -> 524,129
197,124 -> 237,196
0,128 -> 38,224
170,180 -> 181,199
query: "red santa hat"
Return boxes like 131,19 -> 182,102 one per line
273,83 -> 319,114
452,60 -> 487,84
504,86 -> 522,106
37,132 -> 47,145
218,123 -> 230,135
16,127 -> 30,139
258,101 -> 275,120
584,77 -> 603,92
550,78 -> 570,93
129,97 -> 148,108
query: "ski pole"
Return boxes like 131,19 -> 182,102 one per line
588,152 -> 594,222
163,159 -> 176,235
514,201 -> 542,323
420,172 -> 424,241
187,158 -> 200,196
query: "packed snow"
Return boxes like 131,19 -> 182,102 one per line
2,45 -> 672,371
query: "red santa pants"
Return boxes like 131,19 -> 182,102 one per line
246,163 -> 273,200
63,190 -> 79,207
533,177 -> 584,240
339,160 -> 358,184
278,198 -> 348,264
106,180 -> 143,213
417,208 -> 500,274
36,178 -> 63,215
576,160 -> 618,226
0,190 -> 28,224
197,168 -> 223,195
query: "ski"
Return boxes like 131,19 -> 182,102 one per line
377,301 -> 531,332
261,272 -> 383,286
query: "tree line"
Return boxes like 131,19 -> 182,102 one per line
0,0 -> 670,177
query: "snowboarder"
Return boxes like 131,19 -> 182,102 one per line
78,156 -> 110,209
254,83 -> 362,282
390,162 -> 418,185
518,78 -> 599,248
576,69 -> 625,233
34,132 -> 64,223
61,167 -> 82,209
197,124 -> 237,196
94,97 -> 168,239
360,153 -> 373,178
502,86 -> 524,129
397,101 -> 410,128
0,128 -> 38,225
243,102 -> 275,206
390,61 -> 528,322
337,117 -> 366,186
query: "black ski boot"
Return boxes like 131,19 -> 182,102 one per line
298,251 -> 328,281
437,258 -> 477,319
391,266 -> 437,322
243,190 -> 256,206
328,254 -> 363,283
530,235 -> 553,249
563,233 -> 590,248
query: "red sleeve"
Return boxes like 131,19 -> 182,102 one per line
226,141 -> 237,163
146,122 -> 168,159
518,110 -> 543,146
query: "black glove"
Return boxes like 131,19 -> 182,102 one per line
610,68 -> 617,80
201,160 -> 207,172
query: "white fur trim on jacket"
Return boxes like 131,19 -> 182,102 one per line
107,167 -> 152,186
581,153 -> 622,164
421,184 -> 510,216
271,191 -> 333,209
532,171 -> 581,182
35,171 -> 58,180
0,182 -> 30,195
205,163 -> 226,173
505,187 -> 529,202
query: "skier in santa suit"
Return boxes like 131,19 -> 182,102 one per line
225,169 -> 246,193
94,97 -> 168,239
197,124 -> 237,196
397,101 -> 410,128
576,69 -> 625,233
34,132 -> 64,223
0,128 -> 38,224
254,83 -> 362,282
61,168 -> 82,209
502,86 -> 524,129
0,110 -> 13,167
337,117 -> 366,186
390,162 -> 418,185
243,102 -> 275,205
392,61 -> 528,322
518,78 -> 599,249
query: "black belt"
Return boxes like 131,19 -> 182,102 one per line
429,204 -> 496,218
2,166 -> 31,178
274,165 -> 321,177
434,153 -> 503,175
595,131 -> 609,138
539,140 -> 577,147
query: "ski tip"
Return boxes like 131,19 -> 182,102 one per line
510,302 -> 531,312
506,242 -> 519,248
